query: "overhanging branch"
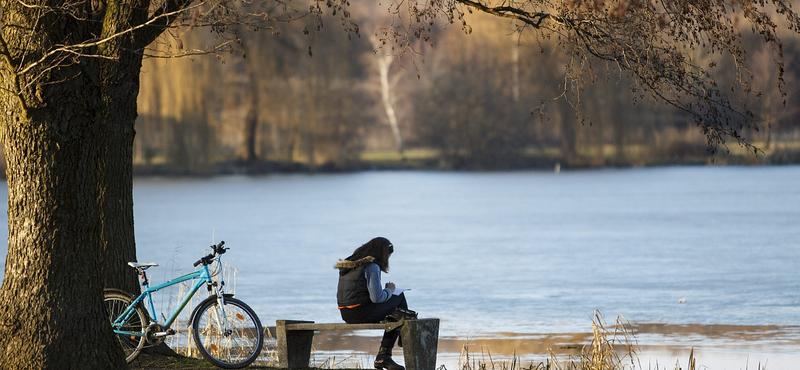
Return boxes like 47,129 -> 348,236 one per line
454,0 -> 555,28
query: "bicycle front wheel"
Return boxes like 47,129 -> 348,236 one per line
191,296 -> 264,369
104,289 -> 147,363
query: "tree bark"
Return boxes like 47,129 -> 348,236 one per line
0,59 -> 128,370
99,35 -> 144,297
0,0 -> 146,366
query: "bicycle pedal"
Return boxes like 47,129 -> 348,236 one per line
153,329 -> 176,338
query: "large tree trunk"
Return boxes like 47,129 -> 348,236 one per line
99,42 -> 144,297
0,0 -> 145,367
98,0 -> 151,298
0,66 -> 128,369
101,120 -> 140,296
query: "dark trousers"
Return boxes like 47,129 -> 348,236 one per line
339,293 -> 408,348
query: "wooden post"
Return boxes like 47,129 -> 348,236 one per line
276,320 -> 315,368
400,319 -> 439,370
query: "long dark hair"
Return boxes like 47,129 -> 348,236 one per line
346,237 -> 393,272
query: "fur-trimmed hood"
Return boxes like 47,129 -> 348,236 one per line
334,256 -> 374,271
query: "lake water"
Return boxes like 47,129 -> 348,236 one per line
1,166 -> 799,368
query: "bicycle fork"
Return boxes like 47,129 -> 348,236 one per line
211,288 -> 234,337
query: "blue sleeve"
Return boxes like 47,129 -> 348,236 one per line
364,263 -> 391,303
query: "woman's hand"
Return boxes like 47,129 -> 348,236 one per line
385,282 -> 396,293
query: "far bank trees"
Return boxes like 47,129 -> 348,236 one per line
135,2 -> 800,171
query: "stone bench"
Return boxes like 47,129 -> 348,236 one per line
276,318 -> 439,370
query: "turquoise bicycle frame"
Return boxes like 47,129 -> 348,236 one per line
111,263 -> 222,337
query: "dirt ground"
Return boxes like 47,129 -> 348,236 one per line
127,354 -> 216,369
129,353 -> 281,370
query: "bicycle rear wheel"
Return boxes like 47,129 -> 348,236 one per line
104,289 -> 147,363
191,296 -> 264,369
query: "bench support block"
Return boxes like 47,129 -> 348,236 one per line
400,319 -> 439,370
276,320 -> 314,368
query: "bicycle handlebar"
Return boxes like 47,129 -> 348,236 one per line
193,241 -> 228,267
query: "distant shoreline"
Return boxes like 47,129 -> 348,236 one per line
129,147 -> 800,178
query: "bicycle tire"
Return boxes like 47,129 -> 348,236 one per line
104,289 -> 147,363
191,296 -> 264,369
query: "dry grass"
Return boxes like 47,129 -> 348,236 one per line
565,311 -> 640,370
454,311 -> 704,370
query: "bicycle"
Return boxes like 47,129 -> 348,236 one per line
104,241 -> 264,369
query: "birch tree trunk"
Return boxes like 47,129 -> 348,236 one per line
369,35 -> 404,153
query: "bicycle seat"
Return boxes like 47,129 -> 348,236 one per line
128,262 -> 159,271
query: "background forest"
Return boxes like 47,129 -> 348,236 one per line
134,8 -> 800,174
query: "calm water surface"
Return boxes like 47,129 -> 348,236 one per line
1,166 -> 799,364
133,166 -> 800,333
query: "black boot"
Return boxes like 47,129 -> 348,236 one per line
374,346 -> 405,370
